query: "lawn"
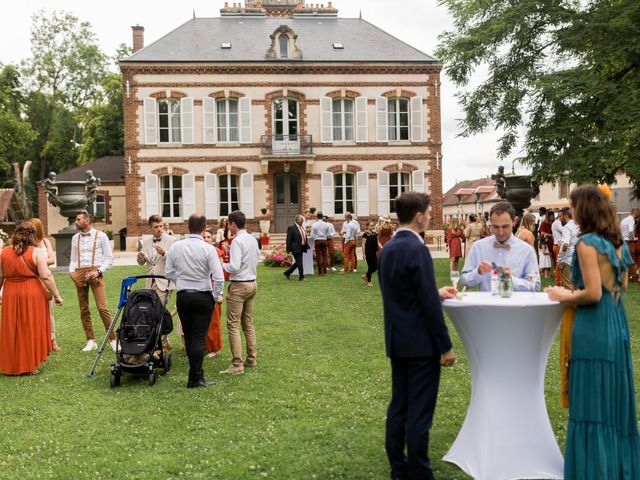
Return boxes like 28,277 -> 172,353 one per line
0,260 -> 638,479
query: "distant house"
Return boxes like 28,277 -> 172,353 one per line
442,178 -> 500,222
118,0 -> 444,246
38,156 -> 126,236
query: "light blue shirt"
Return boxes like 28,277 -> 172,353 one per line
222,229 -> 260,281
310,220 -> 332,240
461,234 -> 541,291
165,234 -> 224,300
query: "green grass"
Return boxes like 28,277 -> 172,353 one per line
0,261 -> 638,479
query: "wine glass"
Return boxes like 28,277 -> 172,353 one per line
528,272 -> 539,299
450,270 -> 461,291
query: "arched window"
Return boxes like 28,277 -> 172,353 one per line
219,174 -> 240,216
279,35 -> 289,59
389,172 -> 411,213
216,98 -> 239,142
158,99 -> 181,143
334,172 -> 355,215
332,98 -> 354,141
161,175 -> 183,218
388,98 -> 410,141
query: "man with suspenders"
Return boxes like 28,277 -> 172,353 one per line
69,210 -> 116,352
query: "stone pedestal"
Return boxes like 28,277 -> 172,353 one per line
52,226 -> 78,269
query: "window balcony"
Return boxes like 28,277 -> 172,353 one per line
261,134 -> 314,156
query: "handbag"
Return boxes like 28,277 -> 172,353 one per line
20,253 -> 54,301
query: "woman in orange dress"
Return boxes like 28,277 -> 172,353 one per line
446,218 -> 465,271
0,221 -> 63,375
204,229 -> 224,358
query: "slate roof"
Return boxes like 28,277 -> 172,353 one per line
56,156 -> 125,184
442,178 -> 500,206
122,17 -> 437,63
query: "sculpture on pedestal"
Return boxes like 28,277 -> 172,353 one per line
492,166 -> 539,219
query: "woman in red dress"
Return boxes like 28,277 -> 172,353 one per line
446,218 -> 465,272
538,211 -> 556,267
204,229 -> 225,358
0,221 -> 63,375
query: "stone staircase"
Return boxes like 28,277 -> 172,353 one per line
260,233 -> 286,250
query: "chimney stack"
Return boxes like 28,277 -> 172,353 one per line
131,25 -> 145,53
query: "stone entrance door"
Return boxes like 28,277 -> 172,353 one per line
274,173 -> 300,232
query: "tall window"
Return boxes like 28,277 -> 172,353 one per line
216,98 -> 239,142
389,172 -> 411,213
279,35 -> 289,59
388,98 -> 409,141
158,99 -> 181,143
558,180 -> 569,199
219,174 -> 240,217
332,99 -> 354,141
334,172 -> 355,215
92,194 -> 106,221
273,98 -> 299,138
161,175 -> 182,218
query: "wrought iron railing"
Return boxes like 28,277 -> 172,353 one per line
261,134 -> 314,155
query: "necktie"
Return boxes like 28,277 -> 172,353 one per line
493,241 -> 511,250
298,225 -> 307,245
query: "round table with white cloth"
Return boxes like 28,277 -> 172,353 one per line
442,292 -> 565,480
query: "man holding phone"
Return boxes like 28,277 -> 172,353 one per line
137,215 -> 177,349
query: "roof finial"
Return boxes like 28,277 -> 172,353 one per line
193,8 -> 196,18
359,9 -> 362,19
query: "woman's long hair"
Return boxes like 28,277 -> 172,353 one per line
10,221 -> 37,256
518,213 -> 536,233
29,218 -> 45,244
570,185 -> 622,248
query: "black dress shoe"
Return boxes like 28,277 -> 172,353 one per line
186,379 -> 216,388
390,472 -> 408,480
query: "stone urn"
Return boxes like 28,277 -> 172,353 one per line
493,166 -> 540,218
55,181 -> 92,230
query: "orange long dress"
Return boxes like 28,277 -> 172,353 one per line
0,246 -> 51,375
205,247 -> 225,354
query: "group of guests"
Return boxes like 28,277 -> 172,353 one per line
383,187 -> 639,480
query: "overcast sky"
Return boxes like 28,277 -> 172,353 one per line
0,0 -> 527,191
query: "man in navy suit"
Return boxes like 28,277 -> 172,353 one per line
283,214 -> 309,281
379,192 -> 457,480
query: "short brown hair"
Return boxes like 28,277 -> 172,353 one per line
570,185 -> 622,248
228,210 -> 246,229
188,213 -> 207,234
148,214 -> 163,226
395,192 -> 431,224
490,202 -> 515,221
76,210 -> 92,223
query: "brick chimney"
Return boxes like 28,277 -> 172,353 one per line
131,25 -> 145,53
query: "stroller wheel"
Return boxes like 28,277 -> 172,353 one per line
110,372 -> 121,388
148,369 -> 158,386
163,353 -> 172,374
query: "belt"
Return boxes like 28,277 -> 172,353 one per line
230,279 -> 256,283
178,289 -> 210,294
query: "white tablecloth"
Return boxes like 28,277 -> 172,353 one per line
442,292 -> 564,480
291,239 -> 314,276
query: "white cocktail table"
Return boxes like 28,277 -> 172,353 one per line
442,292 -> 564,480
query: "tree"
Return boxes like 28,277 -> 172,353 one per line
22,10 -> 108,179
437,0 -> 640,196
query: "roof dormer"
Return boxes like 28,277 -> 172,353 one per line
265,25 -> 303,60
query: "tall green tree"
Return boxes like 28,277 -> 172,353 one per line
22,9 -> 108,179
437,0 -> 640,196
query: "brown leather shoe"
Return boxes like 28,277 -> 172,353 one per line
219,365 -> 245,375
243,360 -> 257,368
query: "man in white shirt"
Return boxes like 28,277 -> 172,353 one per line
551,208 -> 569,286
621,208 -> 639,281
137,214 -> 177,349
220,210 -> 260,375
165,213 -> 224,388
340,212 -> 360,273
557,211 -> 580,289
69,210 -> 116,352
325,215 -> 337,271
310,212 -> 332,275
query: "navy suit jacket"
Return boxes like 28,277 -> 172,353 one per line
379,230 -> 453,358
286,223 -> 308,254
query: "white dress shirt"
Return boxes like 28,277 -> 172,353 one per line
165,234 -> 224,300
461,234 -> 540,291
551,219 -> 564,245
558,220 -> 581,266
327,223 -> 336,238
620,215 -> 636,241
310,220 -> 332,240
69,228 -> 113,274
342,220 -> 360,242
222,229 -> 260,281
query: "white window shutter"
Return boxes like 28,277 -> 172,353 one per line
356,171 -> 369,218
144,174 -> 159,217
143,98 -> 158,145
181,174 -> 196,220
180,97 -> 194,144
410,96 -> 424,142
239,97 -> 252,144
240,172 -> 254,219
204,173 -> 219,220
203,97 -> 216,144
355,96 -> 368,143
412,170 -> 426,193
320,96 -> 333,143
321,172 -> 334,216
377,171 -> 390,216
376,97 -> 388,143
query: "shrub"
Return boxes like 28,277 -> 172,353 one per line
262,242 -> 293,268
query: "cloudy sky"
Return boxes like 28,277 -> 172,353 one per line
0,0 -> 527,191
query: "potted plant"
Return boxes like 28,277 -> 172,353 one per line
309,207 -> 317,214
259,208 -> 270,235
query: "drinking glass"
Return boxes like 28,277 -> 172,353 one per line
450,270 -> 461,290
528,272 -> 539,299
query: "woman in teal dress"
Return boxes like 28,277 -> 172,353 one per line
546,185 -> 640,479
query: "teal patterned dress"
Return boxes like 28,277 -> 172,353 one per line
565,233 -> 640,479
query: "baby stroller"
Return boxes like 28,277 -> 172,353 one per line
86,275 -> 173,387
